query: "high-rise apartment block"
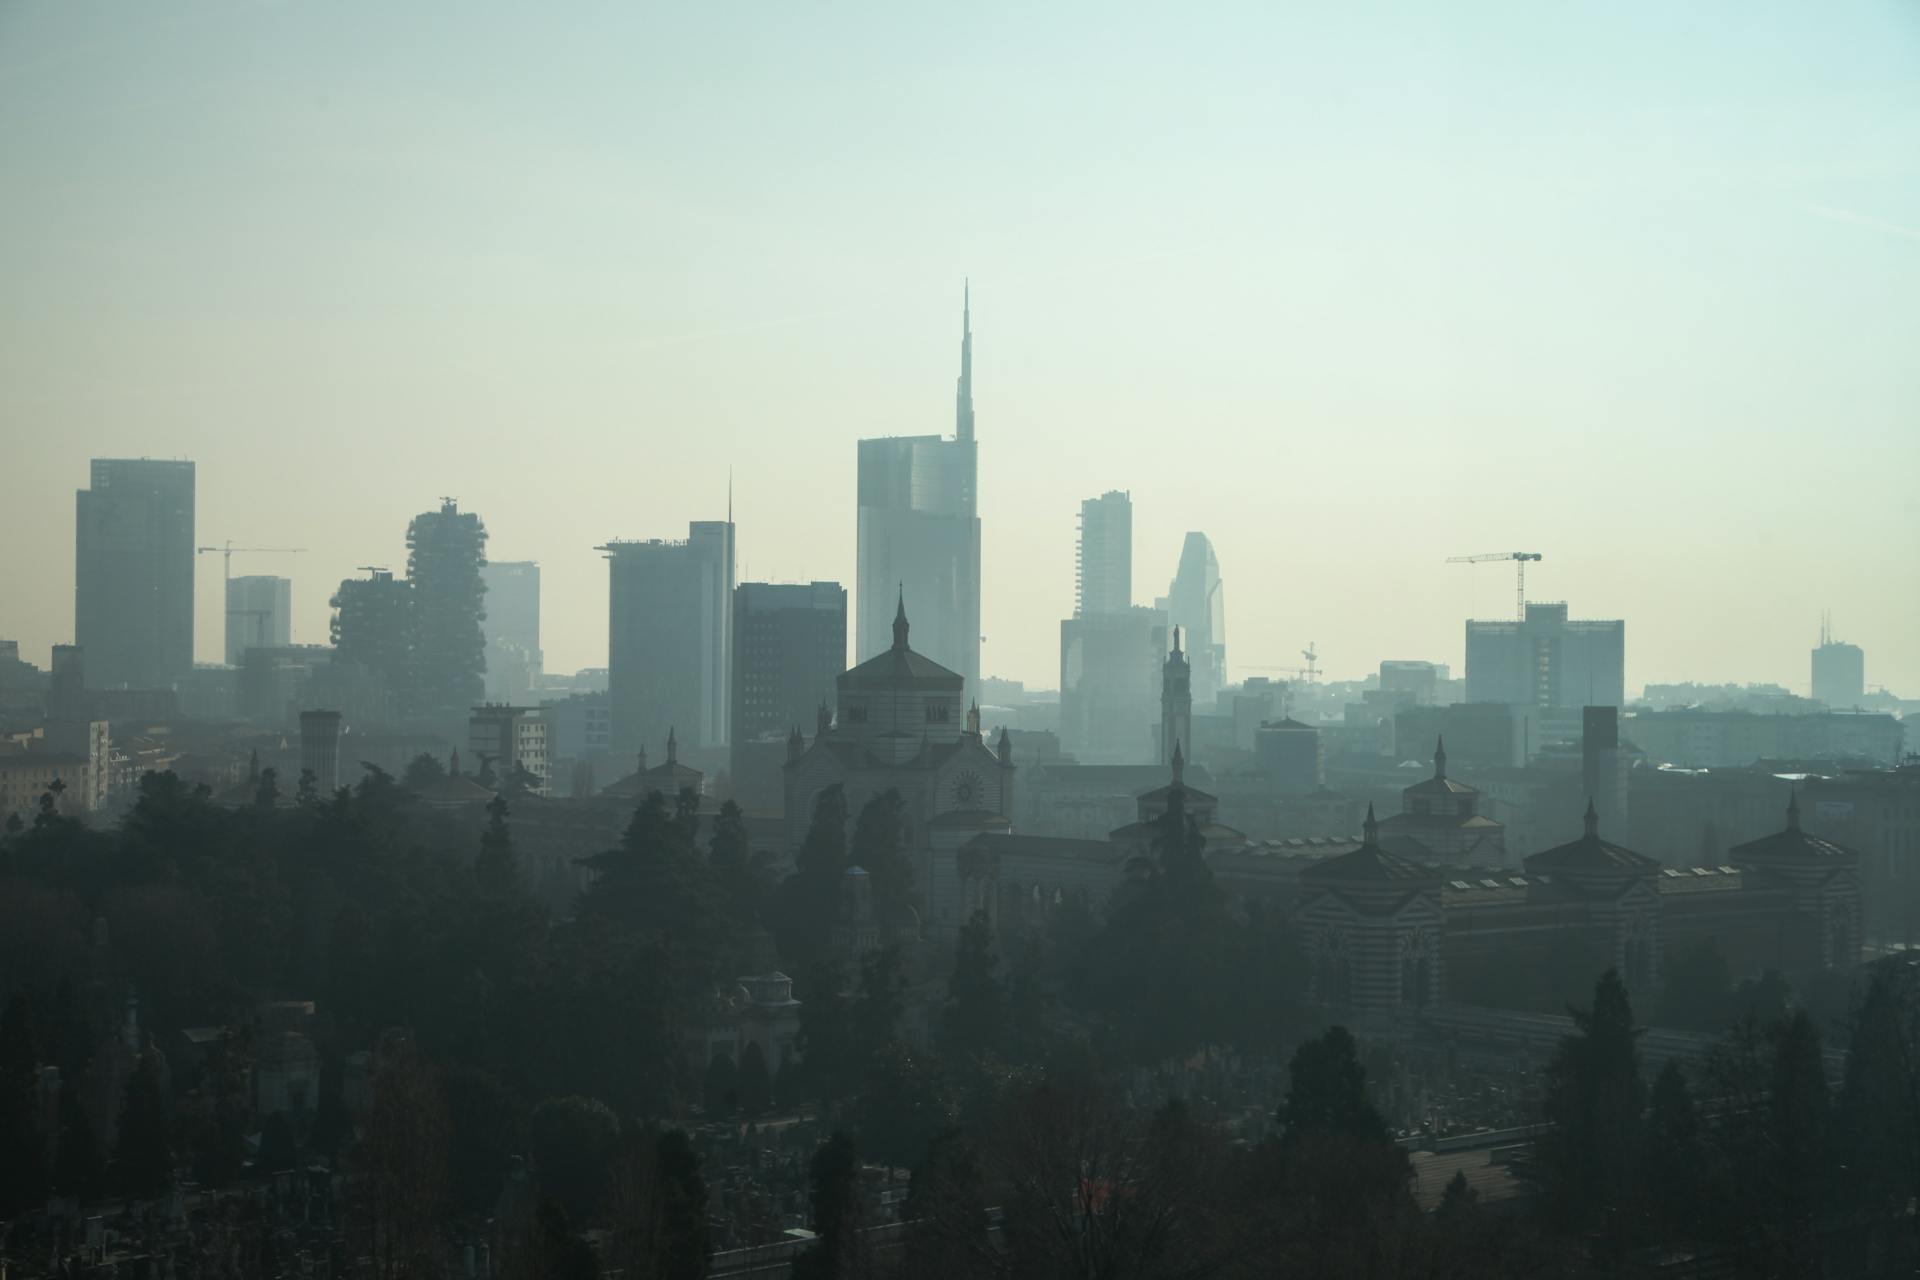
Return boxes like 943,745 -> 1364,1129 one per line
855,288 -> 981,690
1465,601 -> 1625,709
482,561 -> 543,704
330,568 -> 412,716
75,458 -> 195,688
1812,618 -> 1865,709
405,500 -> 488,724
1075,491 -> 1132,618
602,520 -> 735,756
226,575 -> 293,665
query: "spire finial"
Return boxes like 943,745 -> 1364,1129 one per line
1434,735 -> 1447,780
666,727 -> 678,764
1173,625 -> 1183,655
1364,802 -> 1379,845
1787,787 -> 1801,831
1171,738 -> 1185,785
892,585 -> 910,650
955,281 -> 975,442
1584,797 -> 1599,837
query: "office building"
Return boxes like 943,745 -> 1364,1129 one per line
1075,491 -> 1132,618
469,703 -> 551,794
405,500 -> 488,723
483,561 -> 543,704
1812,618 -> 1865,709
602,520 -> 735,756
732,582 -> 846,746
1161,532 -> 1225,706
1059,607 -> 1167,765
1465,601 -> 1625,709
1380,660 -> 1446,706
855,287 -> 981,690
75,458 -> 195,688
226,575 -> 293,665
1256,718 -> 1324,795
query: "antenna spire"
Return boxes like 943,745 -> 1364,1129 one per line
955,280 -> 975,442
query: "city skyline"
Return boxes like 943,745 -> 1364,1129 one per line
2,0 -> 1916,693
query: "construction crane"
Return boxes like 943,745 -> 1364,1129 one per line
1447,551 -> 1542,620
197,540 -> 307,588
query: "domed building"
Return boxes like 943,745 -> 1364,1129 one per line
782,594 -> 1014,940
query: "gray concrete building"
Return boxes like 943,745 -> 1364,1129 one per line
1465,601 -> 1624,709
602,520 -> 735,756
225,574 -> 292,666
75,458 -> 195,688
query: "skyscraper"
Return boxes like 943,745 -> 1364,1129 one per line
1059,489 -> 1163,763
602,519 -> 735,756
225,575 -> 293,665
1812,616 -> 1865,709
404,500 -> 488,724
1076,491 -> 1132,618
1161,532 -> 1225,706
1465,601 -> 1625,708
855,286 -> 981,690
75,458 -> 195,688
732,581 -> 847,747
330,568 -> 412,710
482,561 -> 543,703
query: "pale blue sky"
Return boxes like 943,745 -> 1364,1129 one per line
3,0 -> 1917,693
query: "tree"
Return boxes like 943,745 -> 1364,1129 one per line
851,790 -> 915,927
737,1042 -> 772,1115
53,1080 -> 105,1203
115,1052 -> 173,1199
793,1131 -> 866,1280
1537,969 -> 1645,1240
530,1095 -> 622,1221
1642,1059 -> 1702,1243
477,793 -> 522,898
860,1040 -> 952,1170
702,1053 -> 739,1116
602,1127 -> 710,1280
1074,782 -> 1239,1067
708,799 -> 769,938
1278,1025 -> 1389,1147
348,1039 -> 449,1280
252,766 -> 281,810
771,786 -> 849,973
1839,956 -> 1920,1238
0,995 -> 47,1216
403,752 -> 448,790
939,911 -> 1005,1060
443,1064 -> 525,1216
1657,937 -> 1732,1030
903,1128 -> 992,1280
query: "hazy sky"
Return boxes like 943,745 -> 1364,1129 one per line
3,0 -> 1917,695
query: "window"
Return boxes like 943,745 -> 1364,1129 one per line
927,701 -> 949,723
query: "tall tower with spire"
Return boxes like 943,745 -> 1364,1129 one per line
853,285 -> 982,695
955,280 -> 975,442
1160,627 -> 1192,767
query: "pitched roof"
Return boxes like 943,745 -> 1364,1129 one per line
1301,804 -> 1438,882
1524,801 -> 1659,874
1729,794 -> 1857,863
841,645 -> 964,687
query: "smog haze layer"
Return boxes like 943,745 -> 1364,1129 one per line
2,0 -> 1916,691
